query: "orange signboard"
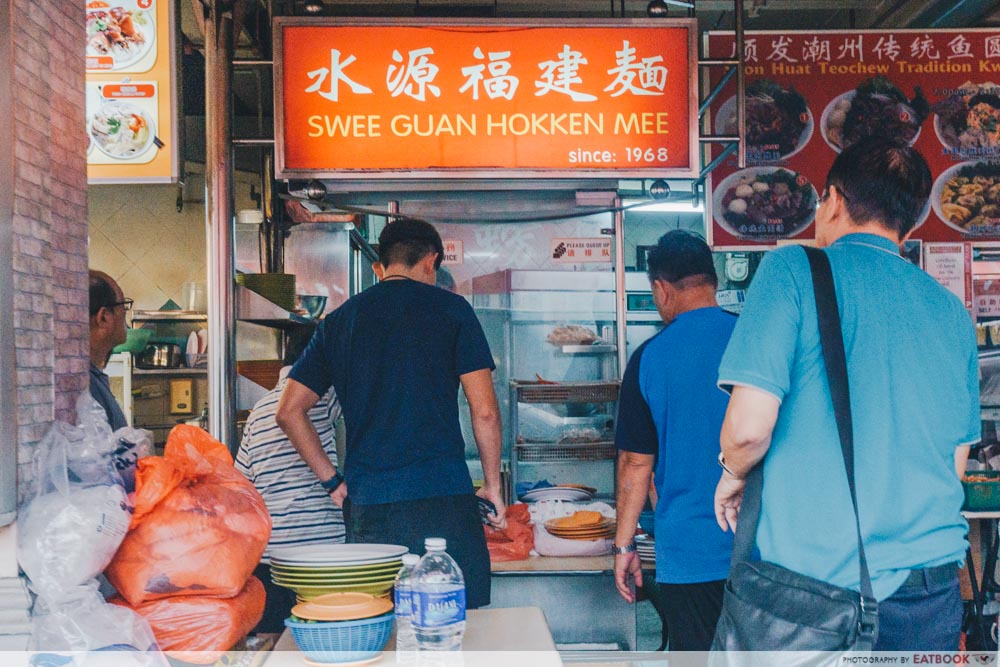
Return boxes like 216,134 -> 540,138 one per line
86,0 -> 178,183
275,19 -> 698,179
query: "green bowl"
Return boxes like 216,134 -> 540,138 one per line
962,470 -> 1000,511
113,328 -> 153,355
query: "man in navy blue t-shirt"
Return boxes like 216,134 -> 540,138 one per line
276,218 -> 506,608
613,231 -> 736,651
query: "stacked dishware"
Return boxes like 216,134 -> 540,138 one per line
520,484 -> 595,503
544,511 -> 616,540
636,534 -> 656,564
270,544 -> 407,602
286,592 -> 395,665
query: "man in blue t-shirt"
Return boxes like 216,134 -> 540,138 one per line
613,230 -> 737,651
716,137 -> 979,651
276,218 -> 506,609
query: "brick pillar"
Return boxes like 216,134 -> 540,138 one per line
3,0 -> 90,504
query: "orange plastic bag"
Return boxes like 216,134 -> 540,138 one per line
484,503 -> 533,562
106,425 -> 272,605
111,576 -> 266,664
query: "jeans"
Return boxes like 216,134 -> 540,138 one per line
873,564 -> 962,651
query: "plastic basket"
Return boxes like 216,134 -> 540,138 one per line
285,612 -> 394,663
963,470 -> 1000,511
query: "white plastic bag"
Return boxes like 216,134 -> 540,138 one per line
18,395 -> 133,602
29,582 -> 167,666
529,501 -> 615,557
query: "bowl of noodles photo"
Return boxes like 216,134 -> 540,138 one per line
932,160 -> 1000,236
933,81 -> 1000,151
713,166 -> 818,242
714,79 -> 813,160
86,4 -> 154,70
821,77 -> 928,153
89,102 -> 155,160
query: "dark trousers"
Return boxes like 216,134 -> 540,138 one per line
252,562 -> 298,634
660,579 -> 726,652
344,494 -> 492,609
873,565 -> 962,651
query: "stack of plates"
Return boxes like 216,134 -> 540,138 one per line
291,592 -> 393,622
270,544 -> 407,601
521,486 -> 594,503
636,534 -> 656,564
544,511 -> 616,540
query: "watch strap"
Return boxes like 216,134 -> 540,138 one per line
612,542 -> 637,555
320,472 -> 343,492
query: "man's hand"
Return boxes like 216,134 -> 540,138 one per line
476,485 -> 507,529
714,471 -> 746,533
329,482 -> 347,508
614,551 -> 643,603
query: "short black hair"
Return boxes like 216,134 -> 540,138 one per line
89,270 -> 117,318
826,136 -> 932,238
377,218 -> 444,270
646,230 -> 718,288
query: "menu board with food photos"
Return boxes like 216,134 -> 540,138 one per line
86,0 -> 178,183
705,29 -> 1000,248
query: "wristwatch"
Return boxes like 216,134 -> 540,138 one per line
611,542 -> 637,555
320,472 -> 344,493
717,451 -> 741,479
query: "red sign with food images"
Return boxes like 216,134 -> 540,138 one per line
275,19 -> 698,179
706,29 -> 1000,247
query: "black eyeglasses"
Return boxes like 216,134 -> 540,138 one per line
106,298 -> 134,312
816,185 -> 850,210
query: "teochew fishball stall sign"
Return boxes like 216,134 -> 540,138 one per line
85,0 -> 179,184
274,19 -> 698,179
704,29 -> 1000,248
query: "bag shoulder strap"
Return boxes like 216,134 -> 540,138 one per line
729,246 -> 874,604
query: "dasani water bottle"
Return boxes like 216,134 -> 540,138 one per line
410,537 -> 466,651
394,553 -> 420,651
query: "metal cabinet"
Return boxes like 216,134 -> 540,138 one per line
509,380 -> 619,500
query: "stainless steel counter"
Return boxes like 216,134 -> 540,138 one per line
490,556 -> 635,651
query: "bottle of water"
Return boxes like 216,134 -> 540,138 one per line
394,553 -> 420,652
410,537 -> 466,651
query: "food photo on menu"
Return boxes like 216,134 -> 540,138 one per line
86,1 -> 155,70
821,75 -> 929,152
933,161 -> 1000,236
933,81 -> 1000,154
89,101 -> 155,160
715,78 -> 813,160
714,167 -> 818,241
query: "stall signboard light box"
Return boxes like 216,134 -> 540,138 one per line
274,19 -> 698,179
86,0 -> 179,183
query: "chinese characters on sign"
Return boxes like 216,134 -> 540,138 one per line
441,239 -> 464,266
551,237 -> 612,263
277,21 -> 696,177
707,29 -> 1000,246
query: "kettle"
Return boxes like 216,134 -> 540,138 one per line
136,342 -> 184,369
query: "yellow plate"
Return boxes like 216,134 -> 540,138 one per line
292,592 -> 393,621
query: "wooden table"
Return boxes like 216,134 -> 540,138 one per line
263,607 -> 561,666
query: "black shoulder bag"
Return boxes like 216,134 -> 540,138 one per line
709,246 -> 879,654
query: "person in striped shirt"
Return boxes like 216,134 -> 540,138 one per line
237,359 -> 345,632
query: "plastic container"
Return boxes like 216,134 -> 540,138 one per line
963,470 -> 1000,511
394,554 -> 419,651
411,538 -> 466,651
285,611 -> 394,664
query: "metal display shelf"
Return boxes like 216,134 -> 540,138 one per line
515,441 -> 616,462
133,367 -> 208,375
512,380 -> 620,404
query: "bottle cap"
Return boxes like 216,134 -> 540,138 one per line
424,537 -> 447,551
402,553 -> 419,566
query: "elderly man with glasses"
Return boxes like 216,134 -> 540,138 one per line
89,269 -> 132,430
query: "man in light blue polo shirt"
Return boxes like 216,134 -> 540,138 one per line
714,136 -> 979,651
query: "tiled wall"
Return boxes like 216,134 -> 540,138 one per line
88,167 -> 259,311
8,0 -> 91,503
